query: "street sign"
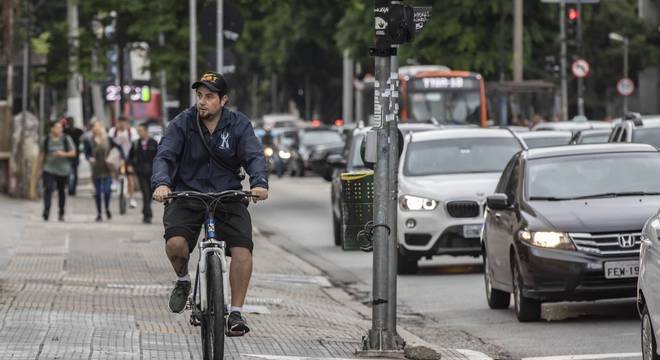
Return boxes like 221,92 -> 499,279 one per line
617,78 -> 635,97
571,59 -> 590,78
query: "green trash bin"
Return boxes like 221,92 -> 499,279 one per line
340,170 -> 374,251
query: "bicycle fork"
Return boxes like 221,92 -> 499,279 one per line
190,217 -> 230,326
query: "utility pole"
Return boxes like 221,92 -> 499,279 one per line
560,0 -> 568,121
2,0 -> 14,111
67,0 -> 83,128
623,36 -> 629,114
360,1 -> 430,355
576,0 -> 585,116
217,0 -> 223,73
355,63 -> 364,125
342,49 -> 354,124
189,0 -> 197,107
386,42 -> 401,350
513,0 -> 524,82
159,32 -> 168,126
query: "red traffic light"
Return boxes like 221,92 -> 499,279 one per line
567,8 -> 579,21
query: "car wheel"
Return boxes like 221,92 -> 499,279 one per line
512,257 -> 541,322
397,250 -> 418,275
484,250 -> 510,309
643,304 -> 660,360
333,212 -> 342,246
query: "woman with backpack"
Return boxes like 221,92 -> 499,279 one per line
38,120 -> 77,221
84,121 -> 125,222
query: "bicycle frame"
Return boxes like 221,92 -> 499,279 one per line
195,209 -> 230,314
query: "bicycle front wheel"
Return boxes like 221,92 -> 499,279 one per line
201,253 -> 225,360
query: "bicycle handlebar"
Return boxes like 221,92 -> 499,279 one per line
164,190 -> 256,201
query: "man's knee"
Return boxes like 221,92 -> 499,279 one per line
166,236 -> 189,255
230,247 -> 252,263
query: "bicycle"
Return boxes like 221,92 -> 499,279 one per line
117,163 -> 128,215
164,190 -> 256,360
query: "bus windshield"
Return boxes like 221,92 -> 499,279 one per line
409,90 -> 482,125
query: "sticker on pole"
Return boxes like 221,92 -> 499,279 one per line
617,78 -> 635,97
571,59 -> 590,78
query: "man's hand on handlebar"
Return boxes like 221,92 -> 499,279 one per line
153,185 -> 172,203
250,187 -> 268,203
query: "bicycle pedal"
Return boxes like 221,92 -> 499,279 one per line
190,316 -> 201,327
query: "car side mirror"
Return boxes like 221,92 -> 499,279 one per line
326,154 -> 347,168
487,193 -> 510,210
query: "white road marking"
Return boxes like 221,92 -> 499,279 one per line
457,349 -> 494,360
522,352 -> 641,360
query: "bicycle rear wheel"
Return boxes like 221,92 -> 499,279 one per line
201,253 -> 225,360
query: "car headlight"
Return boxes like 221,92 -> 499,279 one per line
264,147 -> 274,157
519,231 -> 575,250
399,195 -> 437,211
279,150 -> 291,159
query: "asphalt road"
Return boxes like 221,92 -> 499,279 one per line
251,176 -> 642,360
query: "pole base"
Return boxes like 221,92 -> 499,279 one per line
355,349 -> 406,359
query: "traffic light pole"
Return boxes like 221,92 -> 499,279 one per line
560,0 -> 568,121
576,0 -> 585,116
386,43 -> 402,349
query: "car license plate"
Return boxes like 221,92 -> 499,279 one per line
463,224 -> 482,239
604,261 -> 639,279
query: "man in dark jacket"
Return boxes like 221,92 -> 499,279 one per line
152,71 -> 268,336
128,123 -> 158,224
63,116 -> 84,195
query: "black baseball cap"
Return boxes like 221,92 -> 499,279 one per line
191,71 -> 229,95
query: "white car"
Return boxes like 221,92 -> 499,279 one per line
397,128 -> 524,274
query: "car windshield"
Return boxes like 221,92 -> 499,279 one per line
409,91 -> 481,125
527,152 -> 660,200
580,132 -> 610,144
301,130 -> 343,146
523,135 -> 571,149
404,137 -> 521,176
632,128 -> 660,147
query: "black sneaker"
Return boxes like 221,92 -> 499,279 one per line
42,210 -> 49,221
95,214 -> 102,222
168,281 -> 191,313
226,311 -> 250,336
106,210 -> 112,220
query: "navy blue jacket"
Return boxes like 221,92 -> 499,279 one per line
151,106 -> 268,192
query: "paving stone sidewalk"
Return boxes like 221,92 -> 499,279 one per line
0,193 -> 475,360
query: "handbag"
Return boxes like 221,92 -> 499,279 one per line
105,146 -> 123,175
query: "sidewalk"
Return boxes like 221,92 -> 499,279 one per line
0,193 -> 482,360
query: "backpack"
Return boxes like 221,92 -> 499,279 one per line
110,127 -> 133,141
44,135 -> 71,153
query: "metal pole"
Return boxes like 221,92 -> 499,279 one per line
189,0 -> 197,107
355,63 -> 364,125
67,0 -> 83,128
159,32 -> 168,127
217,0 -> 223,73
513,0 -> 523,82
560,0 -> 568,121
576,0 -> 585,116
623,37 -> 629,114
369,54 -> 391,352
342,49 -> 354,124
386,44 -> 401,349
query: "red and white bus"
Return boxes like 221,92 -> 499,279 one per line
399,65 -> 488,127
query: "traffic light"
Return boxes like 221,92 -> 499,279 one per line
566,7 -> 579,47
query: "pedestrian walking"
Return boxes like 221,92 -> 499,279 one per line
84,121 -> 125,222
38,120 -> 77,221
128,123 -> 158,224
62,116 -> 84,196
109,116 -> 139,209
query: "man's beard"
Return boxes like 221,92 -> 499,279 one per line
199,108 -> 220,121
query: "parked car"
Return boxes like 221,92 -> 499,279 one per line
637,208 -> 660,360
328,123 -> 438,246
482,143 -> 660,322
609,114 -> 660,147
517,131 -> 572,149
289,127 -> 344,177
569,129 -> 612,144
397,128 -> 524,274
532,121 -> 612,134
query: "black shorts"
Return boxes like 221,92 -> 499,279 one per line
163,198 -> 253,253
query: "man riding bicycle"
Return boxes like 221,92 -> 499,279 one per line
152,71 -> 268,336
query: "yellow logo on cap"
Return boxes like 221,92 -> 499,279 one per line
201,73 -> 218,82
